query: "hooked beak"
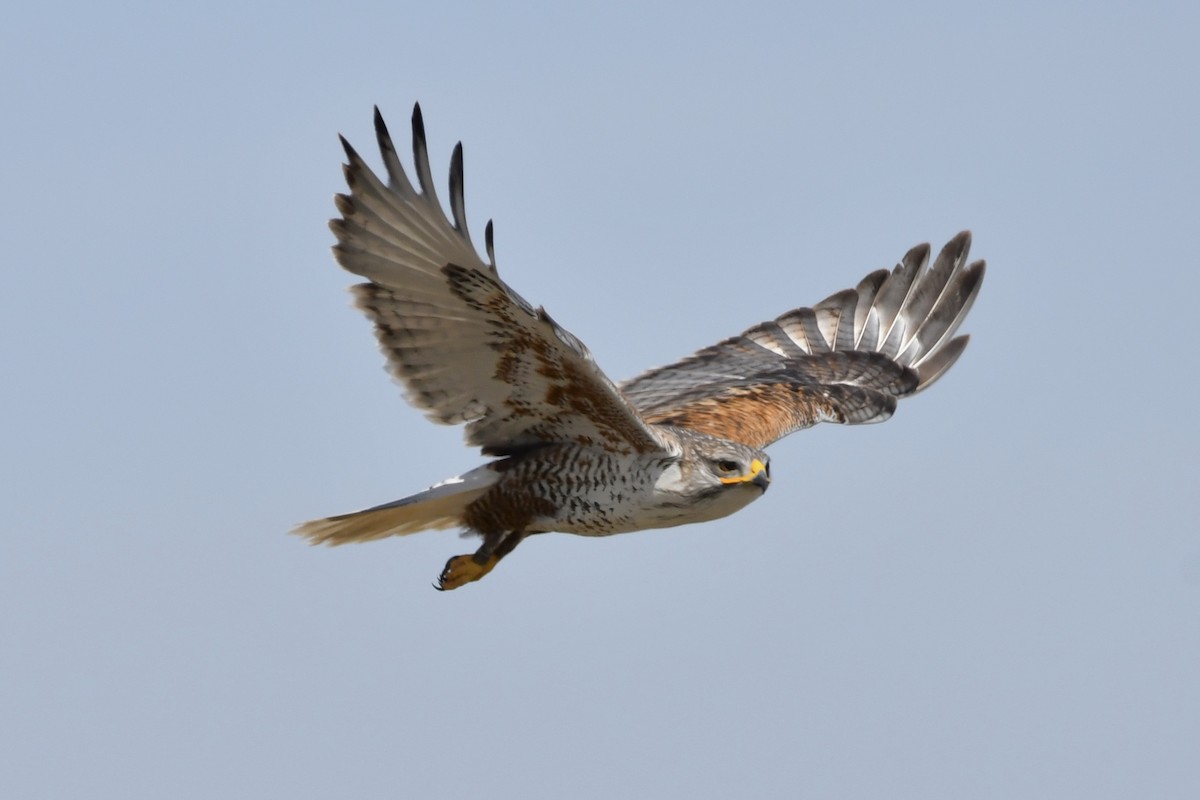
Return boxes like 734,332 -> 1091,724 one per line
751,460 -> 770,491
750,458 -> 770,491
720,458 -> 770,491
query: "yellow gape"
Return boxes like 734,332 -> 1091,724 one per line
719,458 -> 768,485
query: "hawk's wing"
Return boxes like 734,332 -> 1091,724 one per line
332,106 -> 667,456
621,233 -> 985,450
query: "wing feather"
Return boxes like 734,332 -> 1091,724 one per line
852,269 -> 889,348
873,242 -> 928,358
333,106 -> 667,456
621,233 -> 985,449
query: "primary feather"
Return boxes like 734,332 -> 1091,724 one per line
295,104 -> 985,590
620,233 -> 984,449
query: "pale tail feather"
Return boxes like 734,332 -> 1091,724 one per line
293,465 -> 498,545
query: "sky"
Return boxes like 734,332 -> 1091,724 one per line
2,1 -> 1198,798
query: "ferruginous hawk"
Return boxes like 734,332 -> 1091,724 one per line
295,105 -> 985,590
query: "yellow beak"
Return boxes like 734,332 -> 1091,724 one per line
719,458 -> 769,486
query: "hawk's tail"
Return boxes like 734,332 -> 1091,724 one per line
292,465 -> 498,545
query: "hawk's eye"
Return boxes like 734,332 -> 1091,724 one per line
716,459 -> 739,473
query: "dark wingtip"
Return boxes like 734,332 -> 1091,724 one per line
902,241 -> 931,272
485,219 -> 495,264
450,141 -> 464,186
447,141 -> 467,231
372,105 -> 390,145
945,230 -> 972,260
931,231 -> 973,275
411,102 -> 427,148
338,133 -> 360,162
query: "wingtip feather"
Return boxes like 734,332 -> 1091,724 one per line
914,334 -> 970,391
372,105 -> 393,151
449,141 -> 468,233
338,133 -> 360,164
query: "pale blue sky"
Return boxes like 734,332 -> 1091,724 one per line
3,2 -> 1198,798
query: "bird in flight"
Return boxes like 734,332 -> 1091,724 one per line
295,105 -> 985,590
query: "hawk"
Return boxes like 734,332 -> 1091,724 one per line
295,105 -> 985,590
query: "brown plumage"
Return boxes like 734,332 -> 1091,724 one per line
295,104 -> 985,590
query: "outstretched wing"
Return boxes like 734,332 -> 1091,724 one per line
621,233 -> 985,449
332,106 -> 666,456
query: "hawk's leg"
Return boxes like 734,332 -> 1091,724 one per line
436,531 -> 526,591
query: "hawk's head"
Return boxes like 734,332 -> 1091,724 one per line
649,429 -> 770,528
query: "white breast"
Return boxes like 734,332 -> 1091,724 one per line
531,454 -> 763,537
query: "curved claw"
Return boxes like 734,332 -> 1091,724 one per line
436,553 -> 499,590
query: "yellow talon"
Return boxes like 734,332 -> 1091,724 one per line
436,554 -> 499,591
